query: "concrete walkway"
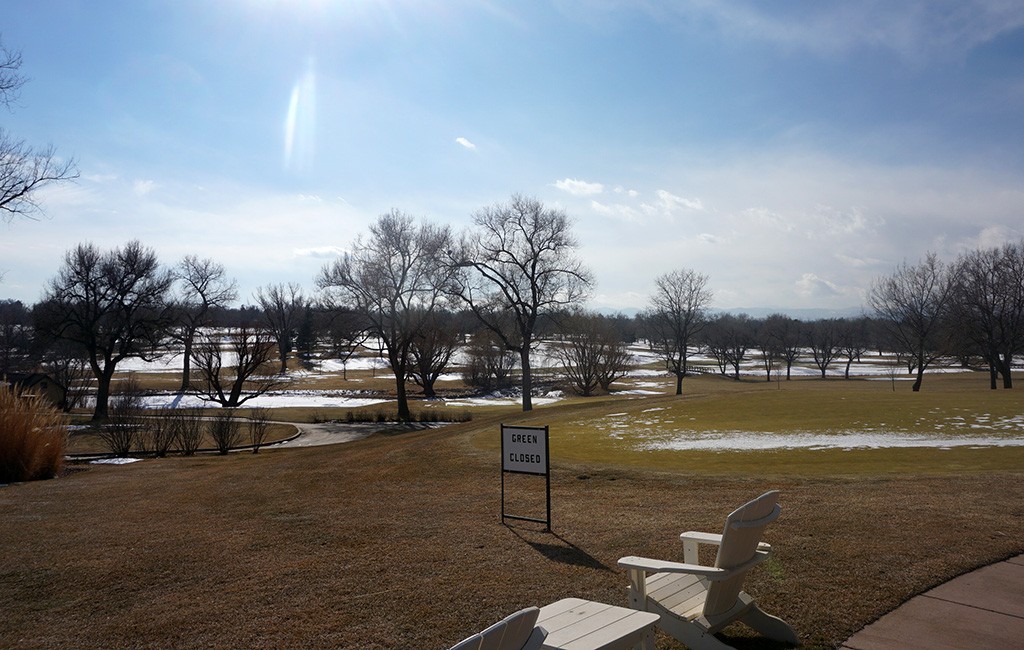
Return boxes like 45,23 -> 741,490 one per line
841,554 -> 1024,649
272,421 -> 442,448
272,421 -> 378,447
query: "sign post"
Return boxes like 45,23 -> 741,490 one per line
500,424 -> 551,531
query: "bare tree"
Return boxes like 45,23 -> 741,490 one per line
870,253 -> 954,391
642,268 -> 713,395
704,313 -> 752,380
172,256 -> 237,393
0,299 -> 30,375
837,317 -> 871,379
0,38 -> 25,104
450,195 -> 591,411
1,36 -> 77,221
39,341 -> 93,411
189,324 -> 280,408
317,210 -> 453,422
554,311 -> 630,396
949,243 -> 1024,389
255,282 -> 308,374
595,319 -> 632,392
36,241 -> 175,420
806,318 -> 841,379
763,314 -> 801,380
409,310 -> 460,398
750,317 -> 778,382
462,329 -> 517,390
322,306 -> 369,380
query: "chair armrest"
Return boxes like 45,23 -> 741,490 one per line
618,555 -> 727,579
679,531 -> 723,545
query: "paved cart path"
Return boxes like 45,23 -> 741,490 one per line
841,554 -> 1024,650
272,421 -> 441,448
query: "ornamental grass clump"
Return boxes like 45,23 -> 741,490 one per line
0,383 -> 69,483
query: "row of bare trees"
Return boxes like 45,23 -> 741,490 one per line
4,194 -> 590,421
640,245 -> 1024,395
870,245 -> 1024,391
5,227 -> 1019,421
317,195 -> 591,420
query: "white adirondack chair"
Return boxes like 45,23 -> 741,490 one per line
448,606 -> 548,650
617,491 -> 799,650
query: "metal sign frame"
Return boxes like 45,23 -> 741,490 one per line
500,424 -> 551,531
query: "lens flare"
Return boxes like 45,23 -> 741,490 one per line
284,58 -> 317,173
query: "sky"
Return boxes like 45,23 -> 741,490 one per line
2,0 -> 1024,315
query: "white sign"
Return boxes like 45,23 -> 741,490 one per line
502,425 -> 548,475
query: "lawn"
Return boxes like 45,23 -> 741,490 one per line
2,373 -> 1023,649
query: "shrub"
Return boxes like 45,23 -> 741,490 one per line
173,408 -> 205,456
147,410 -> 178,458
0,384 -> 68,483
248,407 -> 271,454
209,409 -> 240,455
100,375 -> 146,457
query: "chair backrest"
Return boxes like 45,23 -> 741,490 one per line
450,607 -> 546,650
704,491 -> 782,617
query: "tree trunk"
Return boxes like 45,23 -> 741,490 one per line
989,359 -> 998,390
395,378 -> 410,421
675,372 -> 683,395
422,380 -> 436,398
92,365 -> 116,421
179,327 -> 195,393
520,348 -> 533,412
912,354 -> 925,392
278,340 -> 289,374
1001,353 -> 1014,389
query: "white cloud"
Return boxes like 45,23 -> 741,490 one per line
795,273 -> 841,299
455,137 -> 477,150
638,189 -> 704,218
590,199 -> 641,222
659,0 -> 1024,62
133,179 -> 156,196
835,252 -> 881,269
965,225 -> 1024,251
84,173 -> 118,183
554,178 -> 604,196
293,246 -> 346,259
656,189 -> 703,212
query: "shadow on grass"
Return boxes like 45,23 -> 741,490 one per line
506,525 -> 612,572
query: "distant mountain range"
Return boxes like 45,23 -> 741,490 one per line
595,306 -> 870,320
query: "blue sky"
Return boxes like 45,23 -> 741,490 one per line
3,0 -> 1024,313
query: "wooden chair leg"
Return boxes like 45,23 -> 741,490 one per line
739,605 -> 799,645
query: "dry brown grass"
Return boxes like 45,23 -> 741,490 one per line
2,411 -> 1023,649
65,422 -> 297,455
0,385 -> 68,483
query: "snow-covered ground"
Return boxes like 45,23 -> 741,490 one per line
101,339 -> 1024,451
641,431 -> 1024,451
141,392 -> 388,410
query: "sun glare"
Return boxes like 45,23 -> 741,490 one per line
283,57 -> 317,174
